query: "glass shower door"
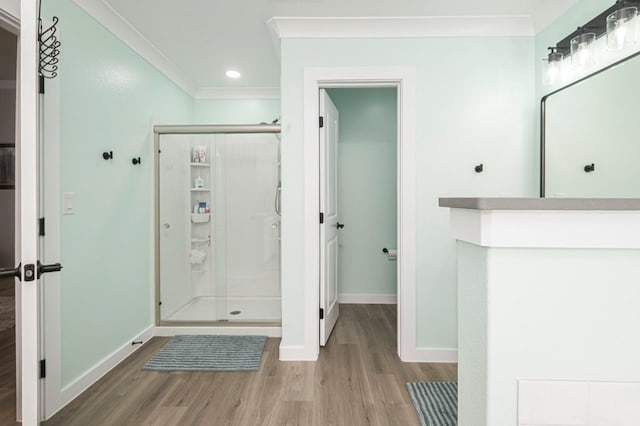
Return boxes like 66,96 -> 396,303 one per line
215,134 -> 281,322
158,134 -> 224,322
157,131 -> 281,324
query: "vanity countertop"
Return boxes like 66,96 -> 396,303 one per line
438,197 -> 640,211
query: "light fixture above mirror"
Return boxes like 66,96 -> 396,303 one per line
607,5 -> 639,50
542,0 -> 640,85
543,47 -> 564,85
570,30 -> 597,70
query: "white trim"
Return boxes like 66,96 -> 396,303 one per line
402,347 -> 458,363
279,345 -> 318,361
0,0 -> 19,34
153,326 -> 282,338
52,327 -> 154,418
42,71 -> 62,420
449,209 -> 640,249
301,66 -> 416,363
195,87 -> 280,100
71,0 -> 196,96
338,294 -> 397,304
268,16 -> 534,40
0,80 -> 16,89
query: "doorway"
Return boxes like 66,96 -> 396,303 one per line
0,23 -> 17,424
302,66 -> 417,361
319,87 -> 398,345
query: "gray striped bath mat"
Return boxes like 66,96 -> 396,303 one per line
406,382 -> 457,426
143,335 -> 267,372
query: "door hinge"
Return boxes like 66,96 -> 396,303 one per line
320,212 -> 324,224
40,359 -> 46,379
319,116 -> 324,128
319,308 -> 324,320
39,217 -> 45,236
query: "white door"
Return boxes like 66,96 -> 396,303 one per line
319,89 -> 340,346
20,2 -> 62,423
18,1 -> 41,424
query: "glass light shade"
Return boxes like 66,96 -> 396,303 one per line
543,51 -> 564,85
570,32 -> 597,70
607,6 -> 639,50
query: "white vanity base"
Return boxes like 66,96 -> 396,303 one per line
440,199 -> 640,426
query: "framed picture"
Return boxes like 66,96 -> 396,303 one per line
0,144 -> 16,189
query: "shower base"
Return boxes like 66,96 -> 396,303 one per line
165,296 -> 281,323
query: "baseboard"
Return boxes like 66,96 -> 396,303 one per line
154,326 -> 282,338
338,294 -> 397,304
278,344 -> 318,361
401,347 -> 458,363
55,326 -> 154,417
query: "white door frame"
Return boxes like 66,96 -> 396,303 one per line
42,70 -> 62,419
303,67 -> 417,360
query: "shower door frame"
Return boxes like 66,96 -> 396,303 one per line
153,124 -> 281,327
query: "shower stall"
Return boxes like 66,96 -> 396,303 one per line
154,124 -> 281,324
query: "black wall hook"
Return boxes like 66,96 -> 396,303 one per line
132,157 -> 141,165
102,151 -> 113,160
475,164 -> 483,173
584,163 -> 595,173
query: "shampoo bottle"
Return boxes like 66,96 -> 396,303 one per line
195,176 -> 204,188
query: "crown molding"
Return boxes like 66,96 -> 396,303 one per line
268,16 -> 535,40
0,0 -> 20,33
195,87 -> 280,100
72,0 -> 196,96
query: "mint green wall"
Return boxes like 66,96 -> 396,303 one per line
326,88 -> 397,297
43,1 -> 194,387
280,37 -> 535,351
194,99 -> 280,124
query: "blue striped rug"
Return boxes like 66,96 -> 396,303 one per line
143,335 -> 267,372
406,382 -> 458,426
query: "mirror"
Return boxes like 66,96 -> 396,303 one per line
542,51 -> 640,197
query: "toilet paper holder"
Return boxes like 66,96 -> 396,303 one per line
382,248 -> 397,261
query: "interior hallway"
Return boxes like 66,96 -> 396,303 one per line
37,304 -> 456,425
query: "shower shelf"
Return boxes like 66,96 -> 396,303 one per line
190,163 -> 210,167
191,213 -> 210,223
191,238 -> 211,243
190,188 -> 210,192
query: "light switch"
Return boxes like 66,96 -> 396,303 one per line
63,192 -> 75,215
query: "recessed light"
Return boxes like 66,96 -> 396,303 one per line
226,70 -> 241,79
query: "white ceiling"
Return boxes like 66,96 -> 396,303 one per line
90,0 -> 578,94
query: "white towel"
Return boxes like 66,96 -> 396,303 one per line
189,249 -> 206,265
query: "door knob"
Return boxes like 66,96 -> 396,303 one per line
337,222 -> 345,229
37,261 -> 63,278
0,263 -> 21,280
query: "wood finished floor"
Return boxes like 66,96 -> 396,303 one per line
0,283 -> 17,426
33,304 -> 457,425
